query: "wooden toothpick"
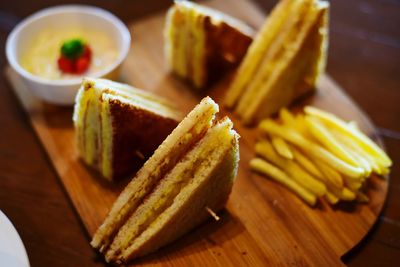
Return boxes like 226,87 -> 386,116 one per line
205,206 -> 220,221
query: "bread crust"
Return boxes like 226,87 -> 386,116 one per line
109,99 -> 179,179
203,17 -> 253,87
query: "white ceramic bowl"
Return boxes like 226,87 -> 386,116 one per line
6,5 -> 131,105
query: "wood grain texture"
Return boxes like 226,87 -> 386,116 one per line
3,0 -> 390,266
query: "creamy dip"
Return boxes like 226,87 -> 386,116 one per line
21,28 -> 119,80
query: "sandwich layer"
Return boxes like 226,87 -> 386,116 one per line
165,0 -> 253,88
225,0 -> 329,125
224,0 -> 293,107
73,78 -> 181,180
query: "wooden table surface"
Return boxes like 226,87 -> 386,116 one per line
0,1 -> 398,266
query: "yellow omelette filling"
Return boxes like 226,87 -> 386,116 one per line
106,119 -> 234,259
100,96 -> 113,179
73,82 -> 93,158
168,5 -> 187,78
191,6 -> 206,88
165,2 -> 206,88
164,7 -> 175,72
74,83 -> 102,167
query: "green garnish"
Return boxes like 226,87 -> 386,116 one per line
61,39 -> 84,59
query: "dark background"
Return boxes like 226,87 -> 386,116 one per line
0,0 -> 399,266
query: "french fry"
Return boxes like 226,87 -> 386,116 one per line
343,146 -> 372,176
250,158 -> 317,206
345,178 -> 363,192
259,119 -> 365,178
329,187 -> 356,201
331,129 -> 381,175
305,115 -> 360,168
255,141 -> 326,196
252,106 -> 391,206
279,108 -> 295,125
313,160 -> 344,189
304,106 -> 392,168
340,187 -> 356,201
325,192 -> 339,205
292,114 -> 308,134
271,136 -> 293,159
290,145 -> 324,180
340,188 -> 356,201
279,110 -> 308,137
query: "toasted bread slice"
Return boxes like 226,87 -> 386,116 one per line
73,78 -> 181,180
165,0 -> 253,88
225,0 -> 329,125
107,118 -> 239,263
91,97 -> 239,264
91,97 -> 219,251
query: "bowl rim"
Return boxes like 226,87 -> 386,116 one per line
5,4 -> 131,86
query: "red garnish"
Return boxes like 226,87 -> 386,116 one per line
58,40 -> 92,74
82,45 -> 92,60
75,57 -> 90,74
57,56 -> 74,73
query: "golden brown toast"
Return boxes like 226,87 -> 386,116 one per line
225,0 -> 329,125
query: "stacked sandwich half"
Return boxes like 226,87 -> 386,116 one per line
165,0 -> 253,89
91,97 -> 240,264
73,78 -> 181,180
225,0 -> 329,125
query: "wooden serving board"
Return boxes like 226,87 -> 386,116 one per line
6,0 -> 389,266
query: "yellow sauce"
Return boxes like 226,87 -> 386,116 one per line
21,28 -> 119,80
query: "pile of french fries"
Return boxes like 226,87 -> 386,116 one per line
250,106 -> 392,206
